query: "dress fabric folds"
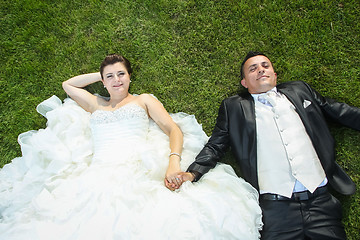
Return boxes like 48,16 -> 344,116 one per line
0,96 -> 262,240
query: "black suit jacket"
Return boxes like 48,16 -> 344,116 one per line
188,81 -> 360,195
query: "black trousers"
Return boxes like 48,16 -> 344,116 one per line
259,190 -> 346,240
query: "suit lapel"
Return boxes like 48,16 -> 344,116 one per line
239,94 -> 259,190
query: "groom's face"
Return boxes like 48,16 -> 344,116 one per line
241,55 -> 277,94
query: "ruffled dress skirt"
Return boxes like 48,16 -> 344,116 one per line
0,96 -> 262,240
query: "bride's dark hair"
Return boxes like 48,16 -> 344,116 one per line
100,54 -> 133,79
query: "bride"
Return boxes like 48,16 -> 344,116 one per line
0,54 -> 262,239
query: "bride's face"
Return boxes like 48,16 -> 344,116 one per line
102,62 -> 131,94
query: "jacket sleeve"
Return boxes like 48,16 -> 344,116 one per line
304,81 -> 360,131
186,99 -> 231,181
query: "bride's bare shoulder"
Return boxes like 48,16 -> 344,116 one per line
133,93 -> 163,110
136,93 -> 159,101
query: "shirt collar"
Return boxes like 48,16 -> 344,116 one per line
251,87 -> 278,101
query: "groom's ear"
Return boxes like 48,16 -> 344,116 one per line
240,79 -> 248,88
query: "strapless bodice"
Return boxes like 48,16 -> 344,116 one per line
90,104 -> 149,162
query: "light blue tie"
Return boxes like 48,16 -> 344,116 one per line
258,95 -> 271,106
258,91 -> 278,107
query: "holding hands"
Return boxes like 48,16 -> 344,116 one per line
164,154 -> 195,191
165,172 -> 195,191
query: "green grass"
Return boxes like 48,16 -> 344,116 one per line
1,0 -> 359,238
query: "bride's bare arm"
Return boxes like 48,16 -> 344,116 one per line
62,72 -> 102,112
140,94 -> 184,190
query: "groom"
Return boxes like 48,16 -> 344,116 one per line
175,51 -> 360,239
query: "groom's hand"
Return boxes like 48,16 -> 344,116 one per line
164,172 -> 195,191
177,172 -> 195,182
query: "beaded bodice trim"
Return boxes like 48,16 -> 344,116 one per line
90,104 -> 148,125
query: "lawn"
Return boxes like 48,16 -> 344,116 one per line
1,0 -> 359,238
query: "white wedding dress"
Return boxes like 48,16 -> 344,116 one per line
0,96 -> 262,240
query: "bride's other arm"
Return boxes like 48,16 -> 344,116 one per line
62,72 -> 102,112
140,94 -> 184,191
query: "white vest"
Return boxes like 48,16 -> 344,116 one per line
255,92 -> 326,198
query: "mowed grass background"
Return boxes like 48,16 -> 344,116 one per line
1,0 -> 359,238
